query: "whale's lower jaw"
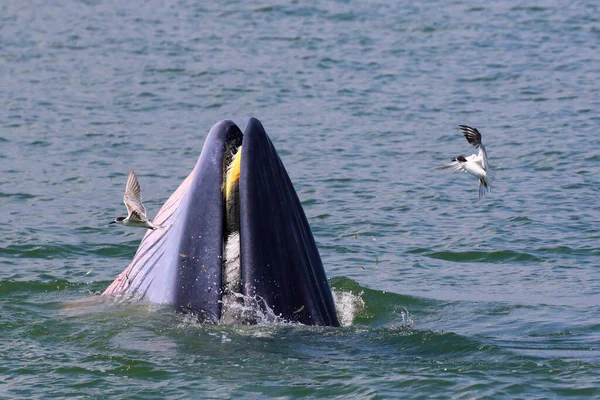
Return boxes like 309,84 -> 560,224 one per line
103,118 -> 340,327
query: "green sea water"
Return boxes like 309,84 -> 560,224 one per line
2,0 -> 600,398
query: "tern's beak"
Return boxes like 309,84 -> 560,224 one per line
109,220 -> 116,225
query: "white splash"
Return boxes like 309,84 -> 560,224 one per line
332,289 -> 365,326
218,293 -> 292,326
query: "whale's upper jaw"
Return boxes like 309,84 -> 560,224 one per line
103,118 -> 339,327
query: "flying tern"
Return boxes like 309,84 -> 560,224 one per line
110,169 -> 160,230
442,125 -> 492,198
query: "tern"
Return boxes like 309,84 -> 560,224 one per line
442,125 -> 492,198
110,169 -> 160,230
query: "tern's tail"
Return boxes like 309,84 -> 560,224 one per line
479,177 -> 490,198
148,221 -> 163,230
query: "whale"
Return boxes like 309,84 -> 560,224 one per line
103,118 -> 339,326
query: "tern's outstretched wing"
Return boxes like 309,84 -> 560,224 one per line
124,169 -> 147,218
442,159 -> 466,172
459,125 -> 488,171
459,125 -> 482,147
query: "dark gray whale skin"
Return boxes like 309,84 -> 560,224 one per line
103,118 -> 339,326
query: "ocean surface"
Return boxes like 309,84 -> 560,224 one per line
2,0 -> 600,398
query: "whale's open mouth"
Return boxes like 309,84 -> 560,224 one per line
103,118 -> 339,326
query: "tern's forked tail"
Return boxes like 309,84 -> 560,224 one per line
479,177 -> 491,198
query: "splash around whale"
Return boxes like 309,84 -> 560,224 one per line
102,118 -> 340,327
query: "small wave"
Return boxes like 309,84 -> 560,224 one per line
506,216 -> 534,224
510,6 -> 549,12
407,248 -> 541,263
0,192 -> 36,199
0,278 -> 76,294
0,242 -> 139,259
392,329 -> 491,358
0,244 -> 81,259
29,140 -> 51,147
535,246 -> 600,257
